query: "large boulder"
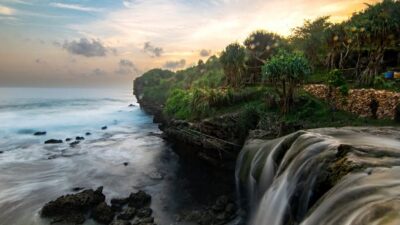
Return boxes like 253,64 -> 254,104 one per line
41,187 -> 105,224
91,202 -> 115,224
128,190 -> 151,208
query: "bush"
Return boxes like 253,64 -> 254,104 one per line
164,89 -> 192,120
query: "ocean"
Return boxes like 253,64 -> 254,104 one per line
0,87 -> 217,225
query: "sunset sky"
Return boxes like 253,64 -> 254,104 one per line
0,0 -> 379,87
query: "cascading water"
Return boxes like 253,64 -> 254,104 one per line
236,127 -> 400,225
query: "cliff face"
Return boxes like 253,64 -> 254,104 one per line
133,77 -> 246,168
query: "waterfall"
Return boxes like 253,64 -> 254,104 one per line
236,127 -> 400,225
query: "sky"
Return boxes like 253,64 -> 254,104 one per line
0,0 -> 380,87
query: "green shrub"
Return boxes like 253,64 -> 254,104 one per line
164,89 -> 192,120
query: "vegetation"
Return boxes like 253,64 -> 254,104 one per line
262,51 -> 311,113
135,0 -> 400,137
220,43 -> 246,88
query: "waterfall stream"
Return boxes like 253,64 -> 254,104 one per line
236,127 -> 400,225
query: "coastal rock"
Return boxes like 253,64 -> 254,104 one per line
76,136 -> 85,141
72,187 -> 85,192
44,139 -> 63,144
128,191 -> 151,208
102,126 -> 108,130
91,202 -> 115,224
132,216 -> 154,225
65,138 -> 72,142
111,220 -> 132,225
111,197 -> 129,211
129,104 -> 135,107
123,162 -> 129,166
117,207 -> 136,220
136,207 -> 152,218
70,141 -> 80,147
86,132 -> 91,136
41,187 -> 105,223
34,131 -> 47,136
0,151 -> 3,154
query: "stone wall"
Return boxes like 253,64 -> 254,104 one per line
304,84 -> 400,120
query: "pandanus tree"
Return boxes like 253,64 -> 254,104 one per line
262,51 -> 311,114
219,43 -> 246,88
349,0 -> 400,86
244,30 -> 285,83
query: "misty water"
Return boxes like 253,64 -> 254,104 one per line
0,88 -> 225,225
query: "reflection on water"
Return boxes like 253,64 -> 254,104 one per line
0,88 -> 228,225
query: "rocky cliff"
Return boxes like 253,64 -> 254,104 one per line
133,78 -> 246,168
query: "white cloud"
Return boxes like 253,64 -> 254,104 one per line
50,3 -> 103,12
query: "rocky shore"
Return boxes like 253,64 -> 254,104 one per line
41,187 -> 155,225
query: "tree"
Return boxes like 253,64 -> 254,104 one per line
219,43 -> 246,88
349,0 -> 400,86
262,51 -> 311,114
291,16 -> 332,69
244,30 -> 285,83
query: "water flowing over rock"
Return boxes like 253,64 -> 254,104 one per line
236,127 -> 400,225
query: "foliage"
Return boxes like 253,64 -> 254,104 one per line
244,30 -> 286,83
348,0 -> 400,85
164,89 -> 193,120
262,51 -> 311,113
291,16 -> 332,69
220,43 -> 247,88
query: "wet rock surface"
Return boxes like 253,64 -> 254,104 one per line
76,136 -> 85,141
41,186 -> 105,224
92,202 -> 115,224
41,189 -> 156,225
34,131 -> 47,136
179,195 -> 238,225
44,139 -> 63,144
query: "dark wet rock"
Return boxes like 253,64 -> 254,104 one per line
128,190 -> 151,208
117,207 -> 136,220
44,139 -> 63,144
65,138 -> 72,142
136,207 -> 152,218
91,202 -> 115,224
85,132 -> 91,136
129,104 -> 135,107
41,187 -> 105,224
111,197 -> 129,212
225,203 -> 235,214
76,136 -> 85,141
197,211 -> 214,225
34,131 -> 47,136
72,187 -> 85,192
102,126 -> 108,130
212,195 -> 229,212
0,151 -> 3,154
123,162 -> 129,166
70,141 -> 80,147
111,197 -> 129,206
50,212 -> 86,224
132,217 -> 154,225
111,220 -> 132,225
